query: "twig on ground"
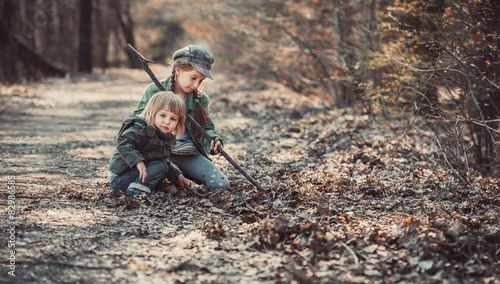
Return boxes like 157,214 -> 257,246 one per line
338,240 -> 359,267
183,186 -> 209,198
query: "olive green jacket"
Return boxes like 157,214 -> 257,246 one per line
108,115 -> 181,182
133,77 -> 222,159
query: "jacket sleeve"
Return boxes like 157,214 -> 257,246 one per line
165,160 -> 182,183
116,124 -> 146,169
197,92 -> 223,155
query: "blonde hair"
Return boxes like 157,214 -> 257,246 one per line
140,91 -> 185,138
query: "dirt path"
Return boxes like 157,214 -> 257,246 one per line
0,68 -> 498,283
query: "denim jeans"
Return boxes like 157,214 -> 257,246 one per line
108,160 -> 169,197
170,153 -> 230,188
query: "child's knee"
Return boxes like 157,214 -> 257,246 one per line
206,175 -> 230,188
147,160 -> 169,176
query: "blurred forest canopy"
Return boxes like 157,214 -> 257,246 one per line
0,0 -> 140,81
0,0 -> 499,178
0,0 -> 204,82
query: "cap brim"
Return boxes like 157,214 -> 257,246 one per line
192,64 -> 213,80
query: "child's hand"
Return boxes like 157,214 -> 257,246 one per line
176,174 -> 190,189
211,140 -> 223,155
136,161 -> 147,183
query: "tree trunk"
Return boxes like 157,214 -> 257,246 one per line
12,35 -> 67,77
78,0 -> 92,72
94,0 -> 110,69
111,0 -> 140,68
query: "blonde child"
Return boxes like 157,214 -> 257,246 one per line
108,91 -> 188,197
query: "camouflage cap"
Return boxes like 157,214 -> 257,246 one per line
173,45 -> 215,80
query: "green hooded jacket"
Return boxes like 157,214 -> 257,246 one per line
133,77 -> 222,159
108,115 -> 181,182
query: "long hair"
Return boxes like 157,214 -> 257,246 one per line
140,91 -> 186,138
170,62 -> 208,137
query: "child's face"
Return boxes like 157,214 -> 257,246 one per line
154,109 -> 179,134
175,68 -> 206,96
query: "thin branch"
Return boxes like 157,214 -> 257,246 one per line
453,116 -> 471,182
390,54 -> 441,160
257,15 -> 343,106
412,91 -> 500,135
470,64 -> 500,90
433,128 -> 470,185
434,41 -> 499,152
389,55 -> 469,78
391,49 -> 499,156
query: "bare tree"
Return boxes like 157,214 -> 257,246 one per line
111,0 -> 140,69
78,0 -> 92,72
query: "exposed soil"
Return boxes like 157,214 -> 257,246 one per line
0,67 -> 498,283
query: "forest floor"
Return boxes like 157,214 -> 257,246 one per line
0,67 -> 498,284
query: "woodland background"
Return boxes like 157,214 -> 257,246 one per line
1,0 -> 499,178
0,0 -> 499,283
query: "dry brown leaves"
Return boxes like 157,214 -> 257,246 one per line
0,69 -> 498,283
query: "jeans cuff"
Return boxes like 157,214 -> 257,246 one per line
128,183 -> 151,193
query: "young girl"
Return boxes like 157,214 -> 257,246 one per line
133,45 -> 230,189
108,91 -> 189,197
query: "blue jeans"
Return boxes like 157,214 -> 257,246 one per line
108,160 -> 168,197
170,153 -> 230,188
